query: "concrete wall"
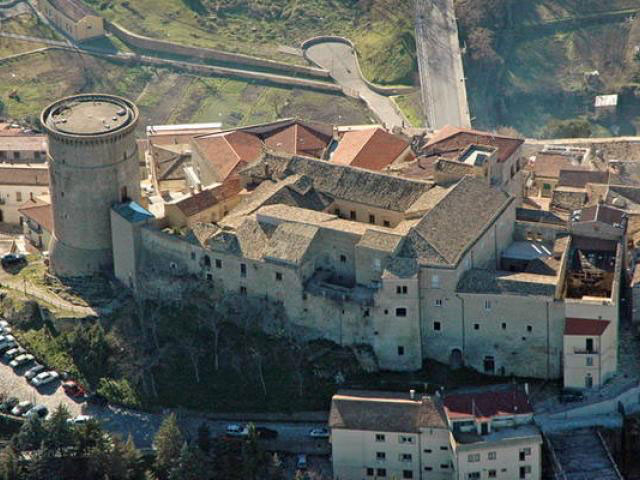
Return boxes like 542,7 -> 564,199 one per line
455,437 -> 542,480
106,21 -> 330,80
0,184 -> 49,224
331,427 -> 453,480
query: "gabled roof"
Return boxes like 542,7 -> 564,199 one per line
0,135 -> 47,151
576,204 -> 625,226
263,121 -> 331,158
262,223 -> 319,265
331,127 -> 412,170
444,388 -> 532,420
530,155 -> 585,179
175,180 -> 242,217
18,200 -> 53,232
411,176 -> 512,265
193,130 -> 263,182
565,318 -> 610,336
329,391 -> 448,433
424,125 -> 523,164
557,169 -> 609,188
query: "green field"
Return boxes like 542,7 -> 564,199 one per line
0,49 -> 373,130
81,0 -> 416,86
460,0 -> 640,137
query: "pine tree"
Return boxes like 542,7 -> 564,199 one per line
0,445 -> 22,480
153,413 -> 183,480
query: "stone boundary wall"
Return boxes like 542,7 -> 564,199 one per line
301,35 -> 416,96
105,21 -> 331,80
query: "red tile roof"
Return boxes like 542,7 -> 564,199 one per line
264,122 -> 331,158
18,200 -> 53,232
444,389 -> 532,420
565,318 -> 610,336
331,128 -> 412,170
193,131 -> 263,182
175,179 -> 242,217
425,125 -> 523,164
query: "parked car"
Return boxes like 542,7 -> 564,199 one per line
0,320 -> 8,329
1,253 -> 25,267
0,397 -> 18,413
11,400 -> 32,416
62,381 -> 86,398
309,427 -> 330,439
296,454 -> 308,470
4,347 -> 25,361
560,388 -> 585,403
25,405 -> 48,419
0,340 -> 16,353
24,364 -> 45,381
10,354 -> 34,369
31,371 -> 59,387
67,415 -> 93,425
225,424 -> 249,437
0,325 -> 12,335
255,426 -> 278,439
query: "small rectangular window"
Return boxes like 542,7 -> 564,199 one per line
484,300 -> 492,310
424,466 -> 433,471
15,192 -> 22,202
440,464 -> 449,469
334,208 -> 341,216
369,214 -> 376,224
377,469 -> 386,477
431,275 -> 441,288
375,434 -> 385,442
340,254 -> 347,263
350,210 -> 356,220
488,451 -> 497,460
398,346 -> 405,356
383,220 -> 390,227
502,322 -> 507,330
402,470 -> 413,479
215,259 -> 222,269
240,263 -> 247,277
400,453 -> 412,462
434,321 -> 441,331
527,325 -> 533,333
275,272 -> 283,281
474,323 -> 479,330
399,435 -> 414,444
586,357 -> 593,366
489,470 -> 497,478
366,468 -> 374,476
440,446 -> 448,451
376,452 -> 386,460
468,454 -> 480,462
396,308 -> 407,317
434,299 -> 442,307
424,449 -> 432,454
239,286 -> 247,296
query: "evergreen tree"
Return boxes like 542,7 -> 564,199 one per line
0,446 -> 22,480
121,434 -> 145,480
43,404 -> 73,457
153,413 -> 183,480
196,422 -> 210,454
169,443 -> 211,480
14,416 -> 46,452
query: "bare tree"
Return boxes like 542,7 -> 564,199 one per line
178,334 -> 207,383
250,347 -> 268,398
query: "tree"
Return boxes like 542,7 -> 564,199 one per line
14,416 -> 46,452
43,404 -> 74,457
0,446 -> 22,480
542,118 -> 592,139
241,424 -> 267,480
73,418 -> 104,457
154,413 -> 183,480
169,443 -> 212,480
468,27 -> 501,64
121,434 -> 145,480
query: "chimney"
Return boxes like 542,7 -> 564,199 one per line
409,389 -> 415,400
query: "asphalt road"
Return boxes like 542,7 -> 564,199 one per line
416,0 -> 471,130
305,41 -> 406,128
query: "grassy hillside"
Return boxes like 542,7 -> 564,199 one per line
81,0 -> 417,86
458,0 -> 640,137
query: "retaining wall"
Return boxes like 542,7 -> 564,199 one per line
301,35 -> 416,96
105,21 -> 330,80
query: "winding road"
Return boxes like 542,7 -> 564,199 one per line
304,41 -> 406,128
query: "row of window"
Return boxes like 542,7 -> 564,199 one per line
203,256 -> 285,282
374,434 -> 417,444
375,452 -> 413,462
333,208 -> 391,227
468,451 -> 497,462
365,468 -> 412,478
0,151 -> 44,160
432,321 -> 534,333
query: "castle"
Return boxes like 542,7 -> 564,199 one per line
40,95 -> 622,390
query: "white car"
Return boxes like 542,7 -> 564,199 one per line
10,354 -> 34,369
31,371 -> 59,387
24,364 -> 44,380
309,427 -> 330,438
225,424 -> 248,437
4,347 -> 25,361
11,400 -> 32,416
0,320 -> 8,329
67,415 -> 93,425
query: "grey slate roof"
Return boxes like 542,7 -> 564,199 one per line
457,269 -> 557,296
357,230 -> 403,253
263,223 -> 319,265
411,176 -> 512,265
241,152 -> 433,212
329,391 -> 448,433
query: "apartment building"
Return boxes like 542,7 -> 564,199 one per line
329,388 -> 542,480
0,136 -> 47,164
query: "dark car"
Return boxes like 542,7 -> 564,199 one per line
255,427 -> 278,439
0,397 -> 18,413
560,388 -> 585,403
1,253 -> 25,268
62,381 -> 86,398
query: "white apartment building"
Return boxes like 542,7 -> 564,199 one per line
329,389 -> 542,480
0,165 -> 49,224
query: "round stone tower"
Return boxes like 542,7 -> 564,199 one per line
41,94 -> 140,277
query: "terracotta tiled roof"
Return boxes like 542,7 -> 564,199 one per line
263,122 -> 331,158
193,131 -> 263,182
18,201 -> 53,232
444,388 -> 532,420
530,155 -> 585,179
577,204 -> 625,226
175,179 -> 242,217
558,170 -> 609,188
329,391 -> 448,432
331,128 -> 412,170
564,318 -> 610,336
424,125 -> 523,164
0,167 -> 49,185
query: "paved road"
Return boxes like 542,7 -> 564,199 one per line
305,41 -> 406,128
416,0 -> 471,130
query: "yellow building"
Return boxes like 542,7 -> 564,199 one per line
39,0 -> 103,42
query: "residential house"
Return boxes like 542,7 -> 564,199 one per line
0,136 -> 47,164
0,165 -> 49,224
18,198 -> 52,251
38,0 -> 104,42
330,127 -> 414,170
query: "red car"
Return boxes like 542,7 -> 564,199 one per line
62,381 -> 86,398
